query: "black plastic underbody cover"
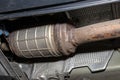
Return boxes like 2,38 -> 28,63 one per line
0,0 -> 120,20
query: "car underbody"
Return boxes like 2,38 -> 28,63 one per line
0,0 -> 120,80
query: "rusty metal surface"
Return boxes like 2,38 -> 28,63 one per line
8,19 -> 120,58
71,19 -> 120,45
54,24 -> 75,56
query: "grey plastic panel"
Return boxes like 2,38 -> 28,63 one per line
29,50 -> 113,79
70,51 -> 120,80
64,50 -> 113,72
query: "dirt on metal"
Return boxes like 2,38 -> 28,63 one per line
8,19 -> 120,58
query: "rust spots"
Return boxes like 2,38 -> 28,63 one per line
92,29 -> 120,40
92,34 -> 105,40
115,30 -> 120,34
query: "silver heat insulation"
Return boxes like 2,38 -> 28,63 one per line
8,25 -> 61,58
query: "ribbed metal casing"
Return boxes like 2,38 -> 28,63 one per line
8,25 -> 61,58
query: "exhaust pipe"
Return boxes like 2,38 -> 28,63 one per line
8,19 -> 120,58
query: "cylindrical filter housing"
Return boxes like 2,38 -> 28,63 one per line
9,25 -> 62,58
8,19 -> 120,58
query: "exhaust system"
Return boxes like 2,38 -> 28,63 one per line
7,19 -> 120,58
